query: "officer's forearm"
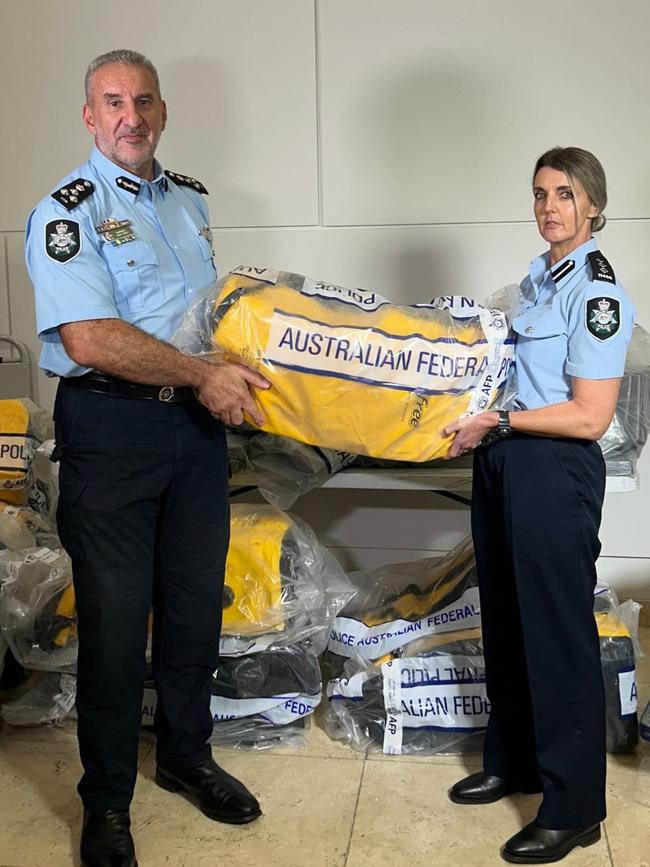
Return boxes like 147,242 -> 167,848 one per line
58,318 -> 214,388
509,379 -> 621,441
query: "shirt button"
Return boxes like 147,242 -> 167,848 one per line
525,326 -> 534,334
127,259 -> 135,267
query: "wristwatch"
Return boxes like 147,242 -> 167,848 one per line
494,410 -> 512,438
479,410 -> 512,447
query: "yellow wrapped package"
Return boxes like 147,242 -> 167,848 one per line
0,399 -> 52,505
222,507 -> 291,636
177,268 -> 516,461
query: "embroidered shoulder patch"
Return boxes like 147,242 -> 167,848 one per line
51,178 -> 95,211
165,170 -> 209,195
586,296 -> 620,341
587,251 -> 615,284
45,219 -> 81,263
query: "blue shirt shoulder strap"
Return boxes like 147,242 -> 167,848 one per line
164,170 -> 209,195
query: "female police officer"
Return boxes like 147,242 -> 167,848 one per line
443,147 -> 635,863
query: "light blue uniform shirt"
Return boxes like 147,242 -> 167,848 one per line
25,146 -> 216,377
511,238 -> 635,410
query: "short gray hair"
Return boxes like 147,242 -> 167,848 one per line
85,49 -> 161,101
533,147 -> 608,232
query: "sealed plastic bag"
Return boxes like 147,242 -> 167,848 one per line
0,503 -> 58,551
221,504 -> 355,656
326,636 -> 486,755
593,584 -> 640,752
0,548 -> 76,671
245,433 -> 358,509
27,439 -> 60,525
599,325 -> 650,481
0,671 -> 76,726
173,268 -> 517,461
324,551 -> 640,755
142,643 -> 322,748
0,399 -> 53,506
327,537 -> 479,666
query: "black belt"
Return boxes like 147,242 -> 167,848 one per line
61,373 -> 196,403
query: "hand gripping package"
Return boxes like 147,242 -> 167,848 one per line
173,268 -> 517,460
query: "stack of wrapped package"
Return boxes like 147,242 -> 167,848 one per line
324,539 -> 642,755
0,398 -> 58,551
0,398 -> 64,718
142,504 -> 354,747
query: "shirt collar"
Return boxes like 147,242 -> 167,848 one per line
528,237 -> 600,295
89,146 -> 167,198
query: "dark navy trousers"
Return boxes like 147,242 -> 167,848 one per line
54,381 -> 229,811
472,434 -> 607,828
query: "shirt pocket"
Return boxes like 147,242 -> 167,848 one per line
103,240 -> 163,312
513,305 -> 566,340
195,233 -> 217,287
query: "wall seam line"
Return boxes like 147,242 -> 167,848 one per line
314,0 -> 324,227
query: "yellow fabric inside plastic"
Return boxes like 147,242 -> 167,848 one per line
211,275 -> 503,462
222,509 -> 291,634
0,400 -> 31,505
595,611 -> 631,639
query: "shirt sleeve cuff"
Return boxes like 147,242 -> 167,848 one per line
565,360 -> 626,379
38,307 -> 120,342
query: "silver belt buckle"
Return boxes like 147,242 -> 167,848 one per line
158,386 -> 175,402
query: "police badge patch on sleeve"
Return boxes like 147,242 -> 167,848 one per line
45,219 -> 81,263
586,296 -> 620,341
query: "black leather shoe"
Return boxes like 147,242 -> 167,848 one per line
449,771 -> 541,804
155,758 -> 262,824
502,821 -> 601,863
80,810 -> 137,867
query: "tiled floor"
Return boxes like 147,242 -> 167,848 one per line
1,630 -> 648,867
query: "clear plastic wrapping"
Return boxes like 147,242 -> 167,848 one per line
326,536 -> 478,668
0,503 -> 58,551
0,671 -> 76,726
143,642 -> 322,749
27,439 -> 60,527
0,399 -> 53,507
325,636 -> 486,755
220,504 -> 355,657
599,324 -> 650,481
245,433 -> 358,509
0,548 -> 76,672
593,583 -> 640,752
139,507 -> 354,748
210,649 -> 321,747
324,549 -> 641,755
173,268 -> 519,462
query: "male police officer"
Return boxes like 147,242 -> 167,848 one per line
26,50 -> 268,867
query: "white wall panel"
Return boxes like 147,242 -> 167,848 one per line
212,220 -> 648,322
2,0 -> 318,231
318,0 -> 650,226
596,557 -> 650,606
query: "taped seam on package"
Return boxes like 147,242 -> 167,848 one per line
329,585 -> 481,660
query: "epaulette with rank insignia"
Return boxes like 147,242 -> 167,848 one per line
164,170 -> 209,195
51,178 -> 95,211
587,251 -> 616,285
